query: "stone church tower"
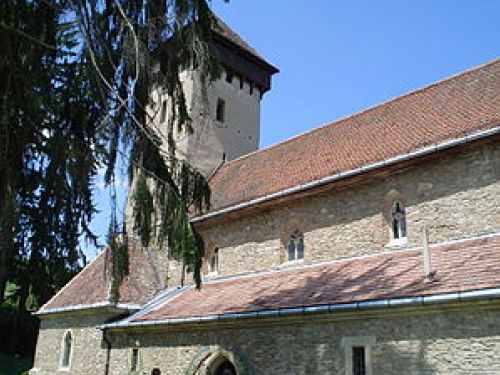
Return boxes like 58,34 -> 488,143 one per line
127,16 -> 278,284
152,16 -> 278,177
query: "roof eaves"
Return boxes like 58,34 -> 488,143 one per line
98,286 -> 190,329
100,231 -> 500,330
193,124 -> 500,224
34,301 -> 141,317
100,287 -> 500,329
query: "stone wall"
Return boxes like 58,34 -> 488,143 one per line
194,141 -> 500,280
106,306 -> 500,375
30,312 -> 113,375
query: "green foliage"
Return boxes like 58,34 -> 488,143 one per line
0,331 -> 35,373
82,0 -> 217,288
1,0 -> 97,312
1,0 -> 218,355
108,236 -> 130,303
0,353 -> 32,375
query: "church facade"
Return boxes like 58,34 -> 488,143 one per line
30,17 -> 500,375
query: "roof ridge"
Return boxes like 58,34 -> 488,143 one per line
216,58 -> 500,169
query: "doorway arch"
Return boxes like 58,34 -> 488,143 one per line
208,357 -> 237,375
185,346 -> 253,375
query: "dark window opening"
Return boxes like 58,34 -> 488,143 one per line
159,100 -> 167,123
391,201 -> 407,240
151,368 -> 161,375
131,348 -> 139,371
214,360 -> 237,375
239,77 -> 244,89
226,71 -> 233,83
61,331 -> 72,368
352,347 -> 366,375
287,229 -> 305,261
216,98 -> 225,123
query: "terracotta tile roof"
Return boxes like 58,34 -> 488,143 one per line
135,234 -> 500,321
39,240 -> 163,312
208,59 -> 500,212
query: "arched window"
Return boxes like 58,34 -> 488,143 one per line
208,247 -> 219,273
151,368 -> 161,375
60,330 -> 72,369
131,348 -> 139,371
287,229 -> 304,261
391,201 -> 407,240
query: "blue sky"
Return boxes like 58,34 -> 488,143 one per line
85,0 -> 499,259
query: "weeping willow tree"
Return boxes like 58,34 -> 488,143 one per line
0,0 -> 223,329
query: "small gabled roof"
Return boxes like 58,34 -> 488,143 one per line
212,15 -> 265,64
210,14 -> 278,93
37,240 -> 164,315
205,59 -> 500,215
131,233 -> 500,323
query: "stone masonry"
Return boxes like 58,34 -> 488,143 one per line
105,307 -> 500,375
164,140 -> 500,285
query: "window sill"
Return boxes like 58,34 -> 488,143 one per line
282,258 -> 305,267
386,238 -> 408,248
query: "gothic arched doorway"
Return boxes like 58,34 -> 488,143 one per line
213,360 -> 237,375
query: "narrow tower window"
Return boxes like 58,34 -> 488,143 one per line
391,201 -> 407,240
159,100 -> 167,123
225,70 -> 233,83
60,330 -> 72,369
287,229 -> 305,261
216,98 -> 225,123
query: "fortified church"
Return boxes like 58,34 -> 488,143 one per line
31,15 -> 500,375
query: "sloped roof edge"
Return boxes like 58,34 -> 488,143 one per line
193,123 -> 500,224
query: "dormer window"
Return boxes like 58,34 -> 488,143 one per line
391,201 -> 407,241
216,98 -> 225,123
209,247 -> 219,273
287,230 -> 304,261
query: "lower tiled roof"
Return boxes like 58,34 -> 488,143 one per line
135,234 -> 500,322
39,239 -> 163,313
